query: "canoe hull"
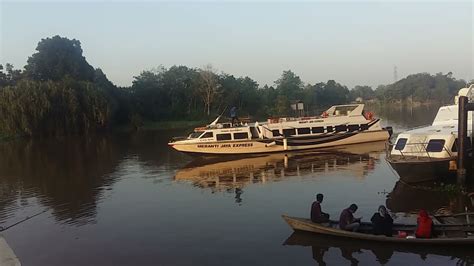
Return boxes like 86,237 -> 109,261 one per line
282,215 -> 474,245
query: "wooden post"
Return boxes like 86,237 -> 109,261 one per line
457,96 -> 467,185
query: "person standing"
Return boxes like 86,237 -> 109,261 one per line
311,193 -> 330,223
339,204 -> 361,231
230,106 -> 239,125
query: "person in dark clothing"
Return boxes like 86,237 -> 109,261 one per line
311,193 -> 330,223
339,204 -> 361,231
371,205 -> 393,236
230,106 -> 239,125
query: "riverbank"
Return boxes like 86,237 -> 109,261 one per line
0,133 -> 15,142
0,120 -> 207,143
0,236 -> 20,266
113,119 -> 208,133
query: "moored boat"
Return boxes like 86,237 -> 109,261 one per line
168,104 -> 392,155
282,215 -> 474,245
387,84 -> 474,183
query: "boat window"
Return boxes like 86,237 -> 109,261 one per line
272,130 -> 280,137
200,132 -> 213,138
234,132 -> 249,140
451,137 -> 472,152
283,128 -> 296,137
335,125 -> 347,132
348,125 -> 360,132
250,127 -> 259,138
312,127 -> 324,134
216,133 -> 232,141
394,138 -> 407,150
334,106 -> 357,116
426,139 -> 445,152
189,131 -> 204,139
360,124 -> 369,130
326,126 -> 333,133
297,128 -> 310,135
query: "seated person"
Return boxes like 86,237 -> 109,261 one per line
370,205 -> 393,236
311,193 -> 330,223
415,209 -> 433,238
339,204 -> 361,231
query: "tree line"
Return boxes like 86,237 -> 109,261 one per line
0,35 -> 470,137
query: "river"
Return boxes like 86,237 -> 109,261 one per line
1,105 -> 473,265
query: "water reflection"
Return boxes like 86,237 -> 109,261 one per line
174,142 -> 385,203
387,181 -> 474,214
0,136 -> 125,226
284,231 -> 474,265
369,104 -> 440,133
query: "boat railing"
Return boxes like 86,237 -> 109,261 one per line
386,141 -> 454,161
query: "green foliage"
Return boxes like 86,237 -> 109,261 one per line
24,35 -> 95,82
0,63 -> 23,87
375,72 -> 466,103
1,35 -> 470,139
0,79 -> 110,136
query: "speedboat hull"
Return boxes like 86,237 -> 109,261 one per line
169,129 -> 390,155
387,156 -> 456,183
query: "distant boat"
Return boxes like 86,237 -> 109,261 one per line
168,104 -> 392,155
282,215 -> 474,245
387,84 -> 474,183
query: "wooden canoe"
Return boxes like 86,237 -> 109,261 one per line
282,215 -> 474,245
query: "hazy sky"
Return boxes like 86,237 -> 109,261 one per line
1,1 -> 472,88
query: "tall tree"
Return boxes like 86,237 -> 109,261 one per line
198,65 -> 220,116
275,70 -> 303,100
24,35 -> 95,82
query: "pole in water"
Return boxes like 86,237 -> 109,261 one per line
0,208 -> 49,232
457,96 -> 467,185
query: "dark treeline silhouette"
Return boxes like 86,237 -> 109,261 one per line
0,35 -> 470,137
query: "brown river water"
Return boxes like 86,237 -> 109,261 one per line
1,105 -> 473,265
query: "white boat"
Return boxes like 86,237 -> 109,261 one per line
387,84 -> 474,182
168,104 -> 392,155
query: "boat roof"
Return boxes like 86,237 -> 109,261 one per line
401,124 -> 459,135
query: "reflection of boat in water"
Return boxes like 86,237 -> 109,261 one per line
387,84 -> 473,183
284,231 -> 474,265
386,181 -> 471,214
174,142 -> 386,193
282,215 -> 474,245
169,104 -> 392,155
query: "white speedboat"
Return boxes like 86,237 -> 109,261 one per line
168,104 -> 392,155
387,84 -> 474,182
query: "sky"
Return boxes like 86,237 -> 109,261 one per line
0,1 -> 473,88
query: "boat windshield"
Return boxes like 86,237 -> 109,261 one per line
189,131 -> 204,139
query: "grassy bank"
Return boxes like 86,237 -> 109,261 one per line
0,132 -> 15,142
113,120 -> 208,133
141,120 -> 207,130
1,120 -> 208,141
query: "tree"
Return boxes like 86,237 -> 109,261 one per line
350,85 -> 375,101
275,70 -> 303,100
24,35 -> 95,82
197,65 -> 220,116
0,63 -> 23,87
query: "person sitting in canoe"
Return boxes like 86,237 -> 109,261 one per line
311,193 -> 330,223
370,205 -> 393,236
339,204 -> 361,231
415,209 -> 433,238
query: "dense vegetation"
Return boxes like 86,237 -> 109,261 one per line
0,35 -> 471,138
